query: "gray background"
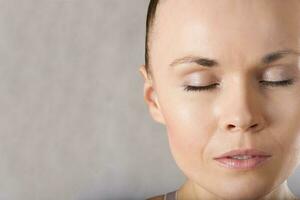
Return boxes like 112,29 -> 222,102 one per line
0,0 -> 298,199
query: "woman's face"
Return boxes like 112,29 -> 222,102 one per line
141,0 -> 300,199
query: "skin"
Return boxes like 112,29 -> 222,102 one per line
140,0 -> 300,199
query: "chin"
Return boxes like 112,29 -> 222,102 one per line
210,177 -> 273,200
190,170 -> 275,200
217,187 -> 270,200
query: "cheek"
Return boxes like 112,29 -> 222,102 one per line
269,92 -> 300,148
264,90 -> 300,172
162,101 -> 215,166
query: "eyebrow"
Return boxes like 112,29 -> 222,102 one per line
262,49 -> 300,64
170,56 -> 218,68
169,49 -> 300,68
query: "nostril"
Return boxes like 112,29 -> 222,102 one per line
251,124 -> 259,129
226,123 -> 260,131
251,123 -> 264,132
228,124 -> 235,129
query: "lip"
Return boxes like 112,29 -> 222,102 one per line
213,148 -> 272,170
213,148 -> 272,159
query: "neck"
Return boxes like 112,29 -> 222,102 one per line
177,179 -> 298,200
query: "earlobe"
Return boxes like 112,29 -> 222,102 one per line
139,65 -> 166,125
143,82 -> 166,125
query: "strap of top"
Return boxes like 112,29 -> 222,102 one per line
164,190 -> 177,200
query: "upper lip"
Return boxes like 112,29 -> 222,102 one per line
213,148 -> 272,159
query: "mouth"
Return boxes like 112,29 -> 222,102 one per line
213,148 -> 272,170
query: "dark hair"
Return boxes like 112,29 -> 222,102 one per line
145,0 -> 160,75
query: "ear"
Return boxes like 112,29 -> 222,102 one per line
139,65 -> 166,125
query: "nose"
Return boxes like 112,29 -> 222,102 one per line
215,78 -> 266,134
223,115 -> 263,133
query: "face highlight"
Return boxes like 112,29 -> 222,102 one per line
141,0 -> 300,199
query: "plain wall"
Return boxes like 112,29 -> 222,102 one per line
0,1 -> 298,199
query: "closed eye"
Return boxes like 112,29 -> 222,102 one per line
259,79 -> 294,87
184,83 -> 219,92
183,79 -> 294,92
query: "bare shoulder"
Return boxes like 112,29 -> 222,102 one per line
145,194 -> 164,200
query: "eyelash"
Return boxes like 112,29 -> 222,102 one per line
183,79 -> 294,92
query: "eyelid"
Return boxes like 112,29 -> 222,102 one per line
261,64 -> 297,80
184,72 -> 217,85
262,68 -> 290,80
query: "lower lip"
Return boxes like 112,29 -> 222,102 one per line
214,156 -> 272,170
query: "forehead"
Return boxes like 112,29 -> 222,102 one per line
150,0 -> 300,71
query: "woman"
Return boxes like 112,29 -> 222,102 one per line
140,0 -> 300,199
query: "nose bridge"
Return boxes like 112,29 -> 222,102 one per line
216,74 -> 264,133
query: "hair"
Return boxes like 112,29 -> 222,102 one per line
145,0 -> 160,75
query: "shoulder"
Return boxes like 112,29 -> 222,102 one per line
145,194 -> 165,200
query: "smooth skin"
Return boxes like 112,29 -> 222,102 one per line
140,0 -> 300,199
